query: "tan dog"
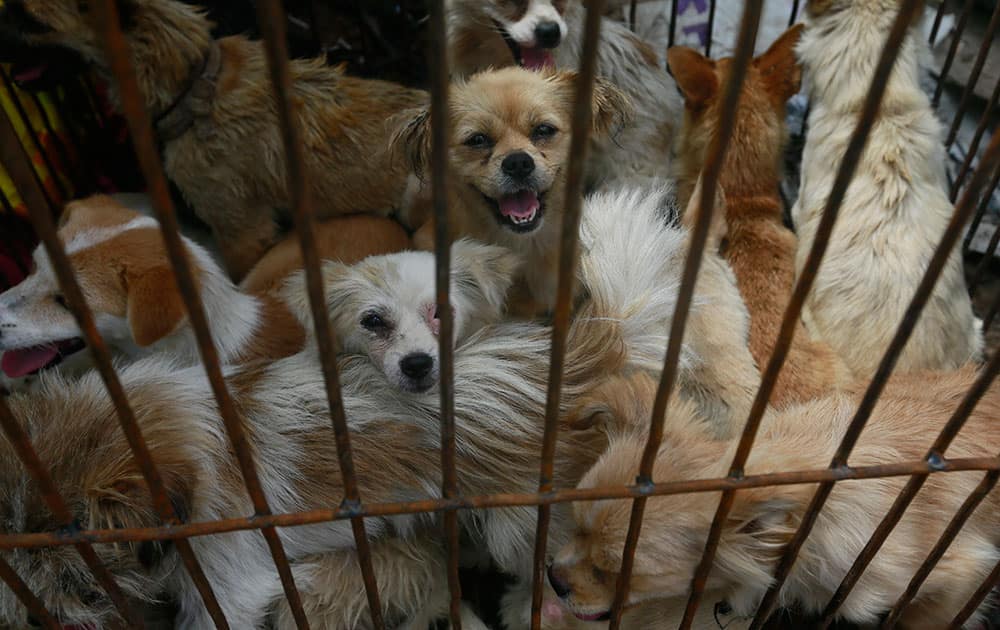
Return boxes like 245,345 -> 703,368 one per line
668,26 -> 851,408
0,195 -> 303,383
549,367 -> 1000,628
0,0 -> 428,279
394,66 -> 632,315
240,215 -> 412,296
794,0 -> 982,377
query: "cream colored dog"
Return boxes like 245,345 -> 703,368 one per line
793,0 -> 982,377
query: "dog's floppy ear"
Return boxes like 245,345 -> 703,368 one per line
391,106 -> 432,177
666,46 -> 718,108
546,71 -> 635,137
280,260 -> 356,336
451,239 -> 521,318
126,265 -> 188,347
727,489 -> 799,559
754,24 -> 804,104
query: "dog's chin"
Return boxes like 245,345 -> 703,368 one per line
478,188 -> 547,235
396,376 -> 437,394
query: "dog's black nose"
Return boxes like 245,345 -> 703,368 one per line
535,21 -> 562,48
502,151 -> 535,179
548,565 -> 572,598
400,353 -> 434,379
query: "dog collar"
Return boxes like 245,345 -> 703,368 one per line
154,40 -> 222,143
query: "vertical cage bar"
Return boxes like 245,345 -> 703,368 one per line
528,2 -> 604,628
607,3 -> 764,629
964,162 -> 1000,258
928,0 -> 948,45
944,1 -> 1000,147
426,0 -> 463,626
0,555 -> 58,629
0,108 -> 229,628
932,0 -> 975,108
953,74 -> 1000,204
789,0 -> 801,27
705,0 -> 717,56
751,113 -> 1000,629
629,0 -> 638,32
253,1 -> 385,627
668,0 -> 679,47
89,1 -> 309,626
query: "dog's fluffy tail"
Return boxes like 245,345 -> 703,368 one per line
571,184 -> 696,376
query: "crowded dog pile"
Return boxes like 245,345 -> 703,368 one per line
0,0 -> 995,628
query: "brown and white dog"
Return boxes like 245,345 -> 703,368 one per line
549,367 -> 1000,628
0,195 -> 304,385
0,0 -> 428,279
668,26 -> 852,408
395,66 -> 633,315
793,0 -> 982,377
444,0 -> 682,188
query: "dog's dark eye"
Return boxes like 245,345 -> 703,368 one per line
463,133 -> 493,149
53,295 -> 70,310
531,124 -> 557,141
360,312 -> 387,331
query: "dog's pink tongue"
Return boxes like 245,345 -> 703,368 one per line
520,46 -> 554,70
1,345 -> 59,378
499,190 -> 540,219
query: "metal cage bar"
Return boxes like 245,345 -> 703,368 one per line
928,0 -> 948,46
252,1 -> 386,627
705,0 -> 717,56
89,1 -> 310,626
963,142 -> 1000,253
932,0 -> 976,108
970,173 -> 1000,292
0,105 -> 228,629
752,96 -> 1000,629
0,555 -> 58,630
952,73 -> 1000,204
668,0 -> 679,48
944,0 -> 1000,148
789,0 -> 801,28
949,554 -> 1000,628
528,2 -> 604,627
607,3 -> 764,629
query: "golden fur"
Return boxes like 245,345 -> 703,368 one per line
551,367 -> 1000,627
394,66 -> 633,316
669,26 -> 851,408
5,0 -> 428,279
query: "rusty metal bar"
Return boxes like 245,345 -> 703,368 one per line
90,1 -> 309,626
607,4 -> 764,629
817,328 -> 1000,626
0,397 -> 143,627
668,0 -> 679,47
932,0 -> 975,108
948,555 -> 1000,628
962,155 -> 1000,254
944,0 -> 1000,147
928,0 -> 948,45
952,74 -> 1000,204
253,1 -> 384,628
426,0 -> 463,627
0,456 -> 996,551
751,98 -> 1000,629
0,104 -> 228,628
528,2 -> 604,628
0,554 -> 58,629
705,0 -> 717,56
789,0 -> 801,28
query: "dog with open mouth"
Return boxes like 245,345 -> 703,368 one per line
394,66 -> 633,315
444,0 -> 681,189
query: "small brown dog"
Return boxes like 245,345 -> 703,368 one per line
549,367 -> 1000,628
394,66 -> 632,315
668,25 -> 851,408
1,0 -> 428,280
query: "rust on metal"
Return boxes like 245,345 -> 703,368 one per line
529,2 -> 606,627
90,0 -> 308,625
253,1 -> 384,627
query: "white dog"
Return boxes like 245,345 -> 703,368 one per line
793,0 -> 982,377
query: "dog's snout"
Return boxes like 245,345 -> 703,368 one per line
535,21 -> 562,48
502,151 -> 535,179
547,565 -> 572,598
400,353 -> 434,379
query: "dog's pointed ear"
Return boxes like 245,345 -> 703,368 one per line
667,46 -> 718,108
391,106 -> 433,177
754,24 -> 804,104
451,239 -> 521,318
126,266 -> 188,347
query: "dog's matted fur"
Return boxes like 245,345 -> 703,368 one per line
793,0 -> 982,377
0,0 -> 428,279
668,26 -> 852,408
549,367 -> 1000,628
445,0 -> 682,188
